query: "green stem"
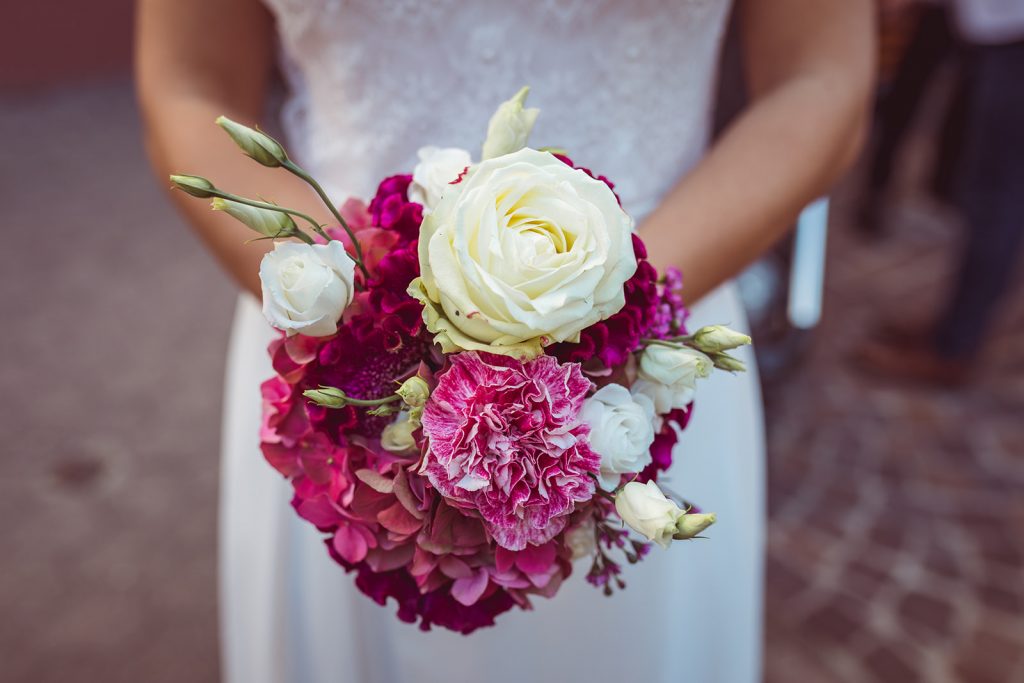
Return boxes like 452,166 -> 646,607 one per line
283,160 -> 370,281
639,338 -> 688,350
342,393 -> 402,407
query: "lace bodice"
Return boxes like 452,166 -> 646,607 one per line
263,0 -> 733,221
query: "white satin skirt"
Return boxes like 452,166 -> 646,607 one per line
220,283 -> 765,683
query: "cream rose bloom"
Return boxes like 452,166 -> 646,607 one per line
581,384 -> 657,490
259,241 -> 355,337
408,146 -> 473,212
409,147 -> 637,358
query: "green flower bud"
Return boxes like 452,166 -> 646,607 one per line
673,512 -> 716,540
211,197 -> 297,238
711,352 -> 746,373
170,174 -> 217,198
691,325 -> 752,354
216,116 -> 289,167
303,387 -> 348,408
396,375 -> 430,409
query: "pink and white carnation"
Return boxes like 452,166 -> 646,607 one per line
420,352 -> 599,550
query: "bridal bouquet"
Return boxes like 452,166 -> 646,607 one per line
172,88 -> 751,634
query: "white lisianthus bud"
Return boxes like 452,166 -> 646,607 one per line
565,518 -> 597,560
260,241 -> 356,337
674,512 -> 717,540
381,413 -> 419,454
211,197 -> 298,238
396,376 -> 430,409
169,174 -> 217,198
481,86 -> 540,160
408,146 -> 473,212
216,116 -> 289,167
691,325 -> 752,354
712,352 -> 747,373
614,481 -> 686,549
634,344 -> 713,414
303,387 -> 347,408
581,384 -> 657,490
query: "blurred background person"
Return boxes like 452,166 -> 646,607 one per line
858,0 -> 1024,385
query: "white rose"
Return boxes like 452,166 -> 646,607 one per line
409,147 -> 637,359
634,344 -> 713,414
614,480 -> 686,549
581,384 -> 657,490
481,86 -> 540,160
259,241 -> 355,337
408,146 -> 473,212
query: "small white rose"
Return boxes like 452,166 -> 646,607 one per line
260,241 -> 355,337
635,344 -> 713,414
481,86 -> 540,160
565,517 -> 597,560
410,147 -> 636,359
614,480 -> 685,549
581,384 -> 657,490
408,146 -> 473,212
381,412 -> 419,454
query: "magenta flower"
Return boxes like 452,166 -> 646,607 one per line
421,352 -> 599,551
368,174 -> 423,241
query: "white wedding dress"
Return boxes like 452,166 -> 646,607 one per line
220,1 -> 765,681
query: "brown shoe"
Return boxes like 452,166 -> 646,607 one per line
853,338 -> 971,388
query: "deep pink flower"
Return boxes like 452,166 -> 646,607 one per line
368,174 -> 423,241
550,234 -> 661,368
421,352 -> 599,551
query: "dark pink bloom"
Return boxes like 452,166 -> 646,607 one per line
421,352 -> 599,550
368,174 -> 423,241
550,234 -> 661,368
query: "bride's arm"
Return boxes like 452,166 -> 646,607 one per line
136,0 -> 327,297
641,0 -> 875,302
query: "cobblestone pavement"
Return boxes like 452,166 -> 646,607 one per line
3,80 -> 1022,682
762,192 -> 1024,682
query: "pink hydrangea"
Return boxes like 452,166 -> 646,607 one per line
421,352 -> 599,551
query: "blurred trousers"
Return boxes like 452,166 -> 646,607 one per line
869,5 -> 965,201
936,40 -> 1024,358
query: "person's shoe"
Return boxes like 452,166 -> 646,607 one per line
853,337 -> 971,388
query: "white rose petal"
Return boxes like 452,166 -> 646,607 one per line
408,146 -> 473,213
409,147 -> 637,359
582,384 -> 657,490
481,86 -> 540,160
614,480 -> 685,549
259,241 -> 355,337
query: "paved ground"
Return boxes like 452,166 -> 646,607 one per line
2,79 -> 1022,682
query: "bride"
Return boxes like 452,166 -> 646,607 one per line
137,1 -> 872,681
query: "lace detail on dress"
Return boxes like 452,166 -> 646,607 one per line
262,0 -> 732,222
